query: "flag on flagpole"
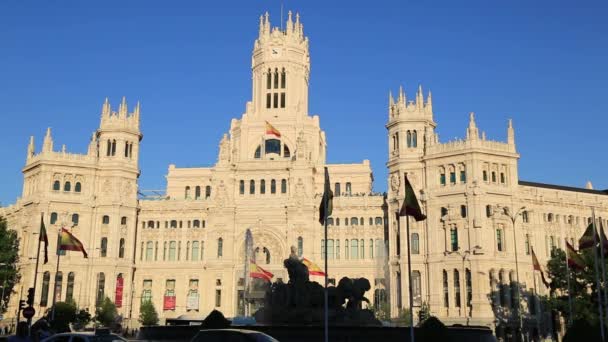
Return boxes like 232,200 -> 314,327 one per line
302,258 -> 326,276
565,239 -> 585,270
399,174 -> 426,221
59,228 -> 88,258
579,222 -> 599,251
318,167 -> 333,225
40,216 -> 49,264
531,247 -> 550,287
265,121 -> 281,137
250,260 -> 274,282
600,222 -> 608,253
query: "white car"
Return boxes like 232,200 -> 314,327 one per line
41,330 -> 126,342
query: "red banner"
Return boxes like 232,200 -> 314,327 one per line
115,276 -> 124,308
163,296 -> 176,311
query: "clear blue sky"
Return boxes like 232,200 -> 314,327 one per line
1,1 -> 607,205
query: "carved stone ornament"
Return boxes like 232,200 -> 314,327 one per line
218,134 -> 230,163
390,173 -> 400,192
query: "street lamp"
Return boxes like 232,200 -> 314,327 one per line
494,205 -> 527,342
447,246 -> 481,325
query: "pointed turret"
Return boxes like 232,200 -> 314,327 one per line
425,90 -> 433,115
286,10 -> 293,33
416,84 -> 423,109
61,144 -> 66,154
264,12 -> 271,35
398,85 -> 405,104
507,119 -> 515,145
586,181 -> 594,190
42,127 -> 53,153
102,97 -> 110,117
27,136 -> 35,160
87,132 -> 97,156
118,96 -> 127,118
466,112 -> 479,140
389,91 -> 395,106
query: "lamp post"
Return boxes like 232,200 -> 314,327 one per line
496,205 -> 527,342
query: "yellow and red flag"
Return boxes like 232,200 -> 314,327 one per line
566,239 -> 585,270
302,258 -> 326,276
250,260 -> 273,282
531,247 -> 550,287
265,121 -> 281,137
59,228 -> 88,258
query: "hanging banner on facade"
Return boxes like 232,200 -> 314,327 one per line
186,292 -> 199,311
115,276 -> 124,308
163,295 -> 176,311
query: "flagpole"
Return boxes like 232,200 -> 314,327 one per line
564,239 -> 573,326
533,271 -> 542,340
404,174 -> 415,342
593,209 -> 608,324
51,233 -> 62,322
323,182 -> 329,342
29,214 -> 44,329
591,210 -> 605,340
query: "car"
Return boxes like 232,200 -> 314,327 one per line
190,329 -> 279,342
41,329 -> 126,342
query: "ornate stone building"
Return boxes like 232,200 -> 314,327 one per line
2,11 -> 607,337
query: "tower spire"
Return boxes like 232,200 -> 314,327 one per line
389,90 -> 395,106
42,127 -> 53,153
507,118 -> 515,145
27,136 -> 35,160
286,10 -> 293,33
466,112 -> 479,140
118,96 -> 127,118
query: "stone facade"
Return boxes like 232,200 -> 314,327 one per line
1,11 -> 607,335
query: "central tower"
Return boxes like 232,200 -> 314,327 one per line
251,11 -> 310,119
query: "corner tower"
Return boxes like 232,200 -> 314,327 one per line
251,11 -> 310,119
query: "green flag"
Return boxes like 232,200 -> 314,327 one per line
40,214 -> 49,264
318,167 -> 333,225
399,174 -> 426,221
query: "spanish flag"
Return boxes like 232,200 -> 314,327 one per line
399,174 -> 426,221
265,121 -> 281,137
250,260 -> 273,282
59,228 -> 88,258
566,239 -> 585,270
302,258 -> 326,276
531,247 -> 550,287
579,222 -> 598,251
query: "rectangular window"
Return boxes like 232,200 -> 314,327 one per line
440,174 -> 446,186
280,93 -> 285,108
460,205 -> 467,218
450,228 -> 458,252
496,229 -> 503,252
215,289 -> 221,307
450,172 -> 456,184
239,180 -> 244,195
266,94 -> 271,108
483,170 -> 488,181
273,93 -> 278,108
460,170 -> 466,183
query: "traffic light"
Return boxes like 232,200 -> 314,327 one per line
19,300 -> 26,310
26,287 -> 35,306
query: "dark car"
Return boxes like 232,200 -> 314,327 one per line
190,329 -> 279,342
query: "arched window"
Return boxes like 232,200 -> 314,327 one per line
265,139 -> 281,154
483,170 -> 488,182
283,144 -> 290,158
239,180 -> 245,194
522,211 -> 529,223
443,270 -> 449,307
193,220 -> 200,228
496,228 -> 504,251
111,140 -> 116,156
254,146 -> 261,159
274,68 -> 279,89
411,233 -> 420,254
498,270 -> 506,307
406,130 -> 412,148
124,142 -> 129,157
281,179 -> 287,193
360,239 -> 365,259
351,239 -> 359,259
185,186 -> 191,199
205,186 -> 211,199
350,217 -> 358,225
64,181 -> 71,192
100,237 -> 108,257
250,180 -> 255,194
96,272 -> 105,305
121,216 -> 127,225
412,130 -> 418,147
491,171 -> 497,183
74,182 -> 81,193
345,182 -> 352,195
266,69 -> 272,89
217,238 -> 223,258
326,239 -> 334,259
195,186 -> 201,199
486,205 -> 492,218
170,220 -> 177,228
119,238 -> 125,258
147,221 -> 154,228
270,179 -> 277,194
51,272 -> 63,304
66,272 -> 75,302
40,271 -> 50,306
297,237 -> 303,257
334,183 -> 341,197
412,270 -> 421,306
454,269 -> 461,308
155,242 -> 159,260
466,268 -> 472,308
281,68 -> 286,88
146,241 -> 153,261
260,180 -> 266,194
336,240 -> 340,259
375,217 -> 383,225
169,241 -> 176,261
106,140 -> 111,156
336,218 -> 340,226
71,213 -> 79,226
500,173 -> 506,184
263,247 -> 271,264
53,180 -> 60,191
102,215 -> 110,225
192,241 -> 200,261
